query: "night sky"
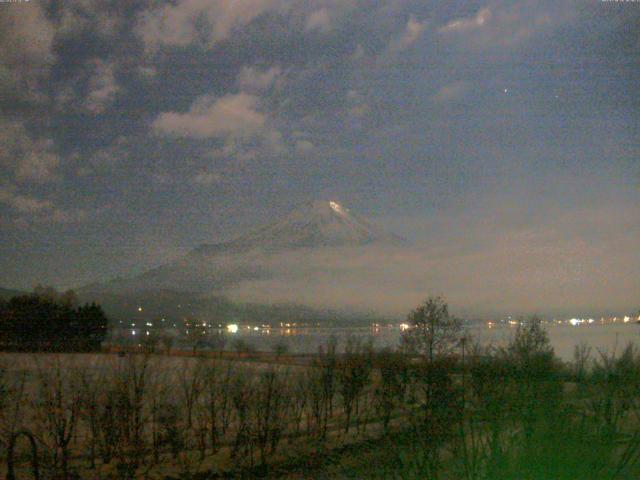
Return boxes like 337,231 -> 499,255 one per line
0,1 -> 638,316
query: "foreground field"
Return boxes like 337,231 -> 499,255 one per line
2,329 -> 640,479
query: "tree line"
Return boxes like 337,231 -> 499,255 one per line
0,286 -> 108,352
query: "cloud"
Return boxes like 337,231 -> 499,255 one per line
305,8 -> 332,33
84,59 -> 120,114
431,81 -> 470,103
438,7 -> 491,34
193,171 -> 222,185
437,4 -> 559,48
153,91 -> 293,162
221,201 -> 640,317
344,89 -> 370,121
137,0 -> 290,50
153,92 -> 266,139
378,14 -> 428,63
0,120 -> 61,184
389,15 -> 428,52
0,183 -> 86,224
237,66 -> 283,92
56,0 -> 122,38
54,58 -> 121,113
0,2 -> 55,102
77,136 -> 130,177
15,146 -> 61,184
294,139 -> 314,154
0,184 -> 53,214
137,66 -> 158,79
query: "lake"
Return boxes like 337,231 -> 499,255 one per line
222,322 -> 640,361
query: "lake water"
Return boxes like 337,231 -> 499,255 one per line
224,323 -> 640,361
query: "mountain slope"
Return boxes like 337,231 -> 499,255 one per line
82,200 -> 405,296
193,200 -> 405,255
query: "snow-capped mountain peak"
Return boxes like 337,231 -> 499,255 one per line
194,200 -> 405,255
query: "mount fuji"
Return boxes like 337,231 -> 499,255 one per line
81,201 -> 406,299
193,200 -> 405,255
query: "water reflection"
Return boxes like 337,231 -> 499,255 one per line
221,323 -> 640,361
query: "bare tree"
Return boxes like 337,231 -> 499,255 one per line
375,349 -> 408,434
33,358 -> 82,478
305,365 -> 325,439
107,354 -> 151,470
337,336 -> 373,434
573,342 -> 592,383
230,368 -> 254,465
401,296 -> 462,363
0,367 -> 29,476
251,367 -> 291,465
77,365 -> 104,469
177,359 -> 204,430
289,372 -> 309,437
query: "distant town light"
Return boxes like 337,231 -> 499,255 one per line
227,324 -> 239,334
137,306 -> 143,312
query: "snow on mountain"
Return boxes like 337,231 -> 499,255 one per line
193,200 -> 405,255
82,201 -> 405,295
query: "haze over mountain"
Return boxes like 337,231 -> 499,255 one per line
75,196 -> 639,321
81,200 -> 406,299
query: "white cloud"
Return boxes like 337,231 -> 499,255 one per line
438,7 -> 491,34
153,92 -> 291,161
381,14 -> 428,61
344,89 -> 369,121
137,0 -> 290,50
0,2 -> 55,101
295,139 -> 314,154
0,182 -> 86,224
0,185 -> 53,214
438,5 -> 559,48
193,171 -> 222,185
84,59 -> 120,114
15,147 -> 61,184
57,0 -> 121,38
0,121 -> 61,184
153,92 -> 266,139
305,8 -> 332,33
237,66 -> 283,92
54,58 -> 121,113
431,81 -> 470,103
396,15 -> 428,50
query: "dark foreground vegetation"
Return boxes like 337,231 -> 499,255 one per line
1,296 -> 639,479
0,286 -> 108,352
